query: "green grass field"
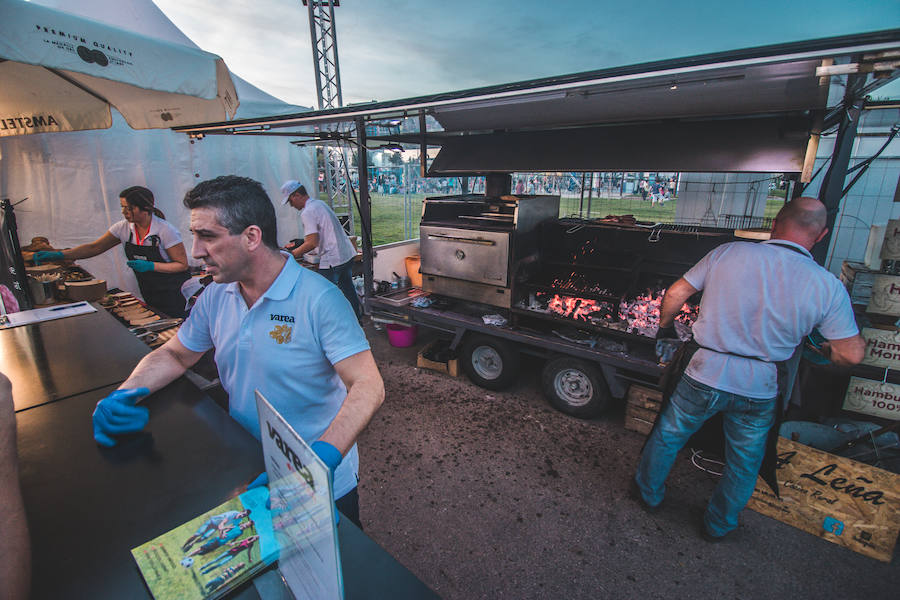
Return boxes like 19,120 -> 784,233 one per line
351,193 -> 787,246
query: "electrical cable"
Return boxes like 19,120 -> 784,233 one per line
689,448 -> 724,477
841,124 -> 899,196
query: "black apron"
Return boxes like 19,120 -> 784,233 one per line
124,233 -> 190,318
649,241 -> 810,497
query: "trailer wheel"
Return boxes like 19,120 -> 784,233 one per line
460,334 -> 520,390
542,357 -> 611,418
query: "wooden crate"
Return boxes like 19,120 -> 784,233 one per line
841,261 -> 877,305
747,437 -> 900,562
624,385 -> 662,436
416,341 -> 459,377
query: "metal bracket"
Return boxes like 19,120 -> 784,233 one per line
419,112 -> 427,177
449,326 -> 466,351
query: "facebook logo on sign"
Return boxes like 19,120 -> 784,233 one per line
823,516 -> 844,536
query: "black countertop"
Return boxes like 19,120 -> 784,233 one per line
3,305 -> 150,411
15,342 -> 438,599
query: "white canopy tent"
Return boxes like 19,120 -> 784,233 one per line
0,0 -> 315,299
0,0 -> 239,135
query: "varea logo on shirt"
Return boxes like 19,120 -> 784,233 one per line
270,314 -> 295,323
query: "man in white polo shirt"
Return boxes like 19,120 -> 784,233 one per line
90,175 -> 384,527
633,197 -> 865,542
281,180 -> 361,318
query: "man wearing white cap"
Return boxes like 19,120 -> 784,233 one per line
280,180 -> 360,317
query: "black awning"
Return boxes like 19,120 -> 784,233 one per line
428,116 -> 811,174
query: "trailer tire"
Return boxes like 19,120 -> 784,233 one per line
542,357 -> 611,418
460,334 -> 520,391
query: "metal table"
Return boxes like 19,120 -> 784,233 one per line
2,305 -> 150,411
17,381 -> 438,599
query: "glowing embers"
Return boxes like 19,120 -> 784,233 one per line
523,288 -> 700,338
544,293 -> 615,322
618,291 -> 699,337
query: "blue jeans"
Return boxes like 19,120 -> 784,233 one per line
319,258 -> 360,317
634,376 -> 775,537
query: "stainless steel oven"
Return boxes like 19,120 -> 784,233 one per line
419,194 -> 559,308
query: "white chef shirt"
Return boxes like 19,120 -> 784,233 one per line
300,199 -> 357,269
177,254 -> 370,498
108,216 -> 183,262
683,240 -> 858,399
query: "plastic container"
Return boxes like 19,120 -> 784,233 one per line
386,324 -> 418,347
27,275 -> 60,304
405,255 -> 422,288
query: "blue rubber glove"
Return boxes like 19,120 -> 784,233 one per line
311,440 -> 343,474
312,441 -> 344,526
803,329 -> 831,365
249,443 -> 341,489
126,259 -> 155,273
33,250 -> 63,264
247,472 -> 269,490
92,388 -> 150,447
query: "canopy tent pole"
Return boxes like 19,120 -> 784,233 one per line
356,117 -> 374,310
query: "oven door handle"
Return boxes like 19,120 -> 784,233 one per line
426,234 -> 496,246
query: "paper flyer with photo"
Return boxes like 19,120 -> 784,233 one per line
131,486 -> 279,600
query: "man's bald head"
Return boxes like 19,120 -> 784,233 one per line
771,197 -> 828,249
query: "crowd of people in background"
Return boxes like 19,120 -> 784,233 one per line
366,173 -> 474,196
638,177 -> 678,205
357,169 -> 681,200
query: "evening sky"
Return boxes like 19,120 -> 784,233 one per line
154,0 -> 900,108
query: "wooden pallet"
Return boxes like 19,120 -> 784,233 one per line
624,385 -> 662,436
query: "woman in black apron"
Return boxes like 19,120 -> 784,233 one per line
33,186 -> 190,318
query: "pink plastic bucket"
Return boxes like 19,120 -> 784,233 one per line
386,324 -> 418,347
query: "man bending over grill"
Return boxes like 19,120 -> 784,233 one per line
90,176 -> 384,528
633,196 -> 865,542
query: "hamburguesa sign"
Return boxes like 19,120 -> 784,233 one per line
843,376 -> 900,421
868,275 -> 900,317
861,327 -> 900,370
879,219 -> 900,261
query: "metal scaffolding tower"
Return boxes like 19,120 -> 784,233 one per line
302,0 -> 353,234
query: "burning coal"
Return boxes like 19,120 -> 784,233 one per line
545,293 -> 615,322
523,287 -> 699,338
619,291 -> 699,337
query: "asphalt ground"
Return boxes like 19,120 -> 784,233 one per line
357,324 -> 900,600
